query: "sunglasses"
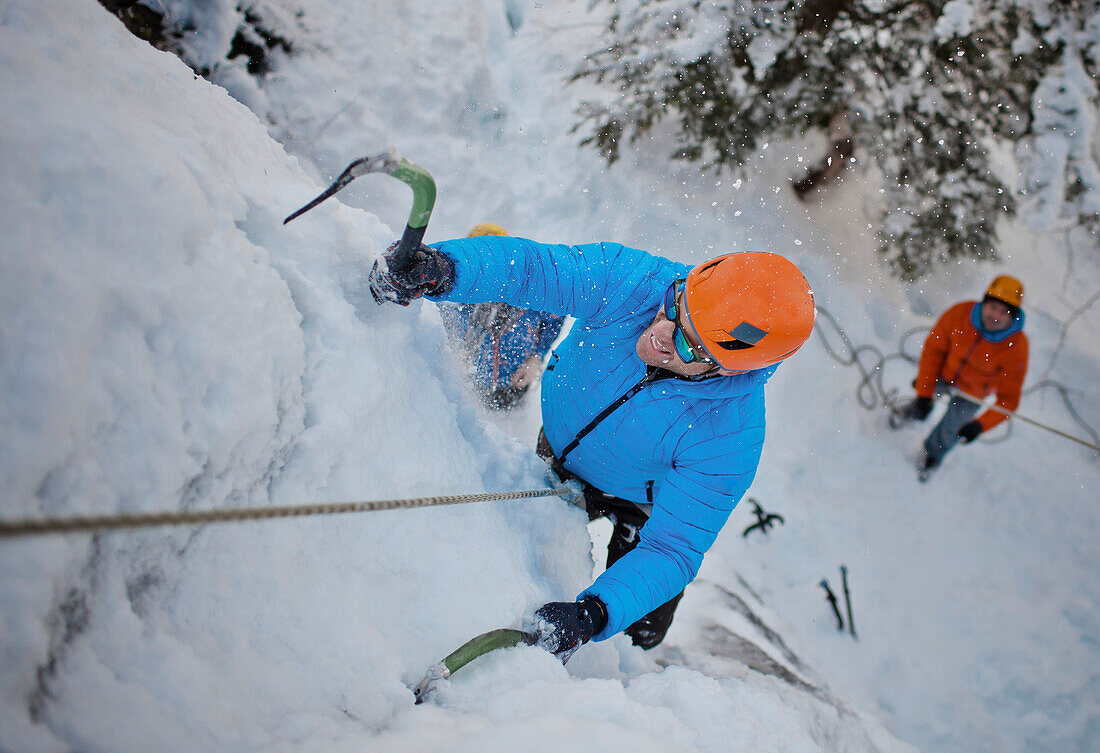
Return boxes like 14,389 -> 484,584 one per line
663,280 -> 715,365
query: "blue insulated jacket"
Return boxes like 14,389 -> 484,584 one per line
433,236 -> 773,640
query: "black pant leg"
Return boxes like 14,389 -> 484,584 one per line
603,498 -> 685,650
535,430 -> 687,651
624,592 -> 685,649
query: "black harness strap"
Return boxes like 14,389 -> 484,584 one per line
558,367 -> 673,462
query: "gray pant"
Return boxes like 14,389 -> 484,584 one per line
924,390 -> 981,463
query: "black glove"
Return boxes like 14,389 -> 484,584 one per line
368,241 -> 454,306
526,595 -> 608,663
957,420 -> 983,444
909,397 -> 934,421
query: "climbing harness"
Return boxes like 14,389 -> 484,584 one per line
0,487 -> 571,539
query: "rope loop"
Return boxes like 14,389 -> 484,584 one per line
811,306 -> 922,411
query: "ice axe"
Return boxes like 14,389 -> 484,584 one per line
413,628 -> 538,705
283,149 -> 437,275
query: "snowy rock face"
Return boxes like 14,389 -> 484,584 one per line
0,2 -> 573,750
1,3 -> 907,751
3,2 -> 1099,753
100,0 -> 299,109
1,2 -> 305,522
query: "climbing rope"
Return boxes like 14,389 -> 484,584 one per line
812,305 -> 1100,454
947,385 -> 1100,452
0,486 -> 571,539
8,306 -> 1095,538
811,305 -> 924,411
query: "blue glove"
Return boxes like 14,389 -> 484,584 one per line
526,596 -> 608,663
368,242 -> 454,306
957,420 -> 983,444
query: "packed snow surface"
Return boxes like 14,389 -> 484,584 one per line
1,2 -> 1098,752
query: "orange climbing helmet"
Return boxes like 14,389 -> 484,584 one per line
467,222 -> 509,237
683,252 -> 816,371
985,275 -> 1024,308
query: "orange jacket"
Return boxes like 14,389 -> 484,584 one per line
915,301 -> 1029,432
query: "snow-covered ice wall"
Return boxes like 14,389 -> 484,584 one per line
0,2 -> 914,752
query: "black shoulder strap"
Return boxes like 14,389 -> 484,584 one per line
558,367 -> 672,462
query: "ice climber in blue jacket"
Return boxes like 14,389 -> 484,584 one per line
369,235 -> 816,661
439,223 -> 565,410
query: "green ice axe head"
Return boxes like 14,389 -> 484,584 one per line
283,149 -> 437,273
412,628 -> 537,705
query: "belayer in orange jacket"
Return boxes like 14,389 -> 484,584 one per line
891,275 -> 1029,480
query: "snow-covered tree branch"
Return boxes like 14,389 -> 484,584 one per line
573,0 -> 1100,279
